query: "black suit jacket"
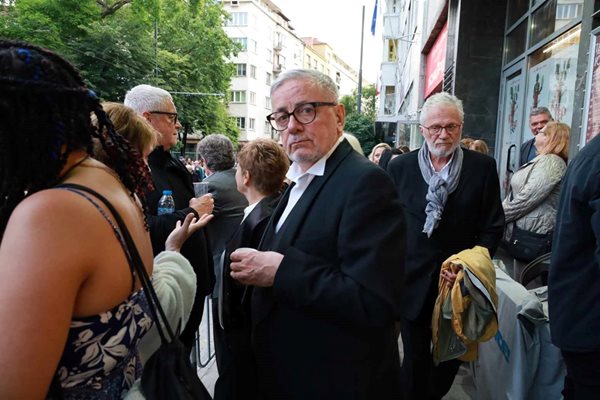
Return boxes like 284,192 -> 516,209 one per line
220,194 -> 279,331
387,149 -> 504,321
519,138 -> 536,167
146,147 -> 214,347
549,134 -> 600,352
251,140 -> 405,399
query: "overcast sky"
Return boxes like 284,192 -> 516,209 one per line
273,0 -> 383,85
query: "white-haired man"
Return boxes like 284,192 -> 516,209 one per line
387,92 -> 504,399
124,84 -> 214,354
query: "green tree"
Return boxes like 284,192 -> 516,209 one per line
0,0 -> 239,142
344,113 -> 379,155
341,84 -> 379,154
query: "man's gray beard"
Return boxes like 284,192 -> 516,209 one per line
427,141 -> 458,158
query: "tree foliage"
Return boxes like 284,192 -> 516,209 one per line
341,84 -> 380,154
0,0 -> 239,142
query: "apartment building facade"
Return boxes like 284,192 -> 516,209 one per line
223,0 -> 304,142
222,0 -> 361,142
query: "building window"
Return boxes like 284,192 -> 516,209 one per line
249,118 -> 255,130
266,48 -> 272,62
227,12 -> 248,26
306,54 -> 311,68
264,121 -> 271,135
250,65 -> 256,78
265,96 -> 271,108
232,37 -> 248,51
249,39 -> 257,54
335,71 -> 341,84
249,91 -> 256,105
230,90 -> 246,103
388,39 -> 398,62
384,86 -> 396,115
266,72 -> 272,85
235,63 -> 247,77
236,117 -> 246,129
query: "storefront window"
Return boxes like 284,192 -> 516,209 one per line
505,21 -> 527,63
507,0 -> 529,28
530,0 -> 583,47
526,26 -> 581,125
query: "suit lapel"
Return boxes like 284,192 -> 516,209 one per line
272,140 -> 353,252
252,140 -> 353,325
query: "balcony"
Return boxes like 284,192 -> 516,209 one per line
273,41 -> 283,52
273,63 -> 282,73
383,14 -> 400,38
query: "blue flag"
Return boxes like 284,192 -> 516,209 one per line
370,0 -> 378,35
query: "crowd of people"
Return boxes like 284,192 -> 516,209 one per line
0,39 -> 598,400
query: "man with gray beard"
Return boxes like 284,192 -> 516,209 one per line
387,92 -> 504,399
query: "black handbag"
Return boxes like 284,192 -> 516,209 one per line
58,184 -> 211,400
505,224 -> 552,262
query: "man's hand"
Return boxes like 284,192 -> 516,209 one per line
441,262 -> 463,287
165,212 -> 213,252
230,248 -> 284,287
189,193 -> 214,216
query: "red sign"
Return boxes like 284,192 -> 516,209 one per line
425,22 -> 448,98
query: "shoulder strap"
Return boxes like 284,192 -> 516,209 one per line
56,186 -> 136,292
56,183 -> 176,345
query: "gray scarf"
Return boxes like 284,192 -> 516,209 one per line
418,143 -> 464,237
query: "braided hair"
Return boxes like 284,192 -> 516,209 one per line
0,40 -> 153,237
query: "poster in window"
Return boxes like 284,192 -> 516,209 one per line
585,36 -> 600,144
547,43 -> 578,127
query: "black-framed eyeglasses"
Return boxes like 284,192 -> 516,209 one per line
149,111 -> 178,124
266,102 -> 337,131
420,124 -> 461,135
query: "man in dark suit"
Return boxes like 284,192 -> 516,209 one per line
519,107 -> 553,166
387,92 -> 504,399
549,134 -> 600,399
229,69 -> 405,399
215,138 -> 289,400
124,84 -> 215,353
196,134 -> 248,398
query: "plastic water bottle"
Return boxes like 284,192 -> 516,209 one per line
157,190 -> 175,215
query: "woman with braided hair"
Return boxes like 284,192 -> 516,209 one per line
0,40 -> 203,398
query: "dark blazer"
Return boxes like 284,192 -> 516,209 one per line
519,138 -> 536,167
146,147 -> 214,347
214,194 -> 280,400
251,140 -> 405,399
204,168 -> 248,297
387,149 -> 504,321
549,134 -> 600,352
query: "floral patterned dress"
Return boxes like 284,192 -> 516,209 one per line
55,291 -> 153,399
51,186 -> 154,399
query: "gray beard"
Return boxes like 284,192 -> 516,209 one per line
427,141 -> 459,158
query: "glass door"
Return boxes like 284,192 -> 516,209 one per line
496,61 -> 526,199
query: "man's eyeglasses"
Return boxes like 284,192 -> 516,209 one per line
266,102 -> 337,131
421,124 -> 461,135
150,111 -> 178,124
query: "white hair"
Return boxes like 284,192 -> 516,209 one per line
419,92 -> 464,125
270,69 -> 339,100
124,84 -> 174,114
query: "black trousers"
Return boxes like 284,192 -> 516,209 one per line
562,350 -> 600,400
213,300 -> 258,400
400,280 -> 461,400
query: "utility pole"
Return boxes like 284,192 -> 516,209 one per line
357,5 -> 365,114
